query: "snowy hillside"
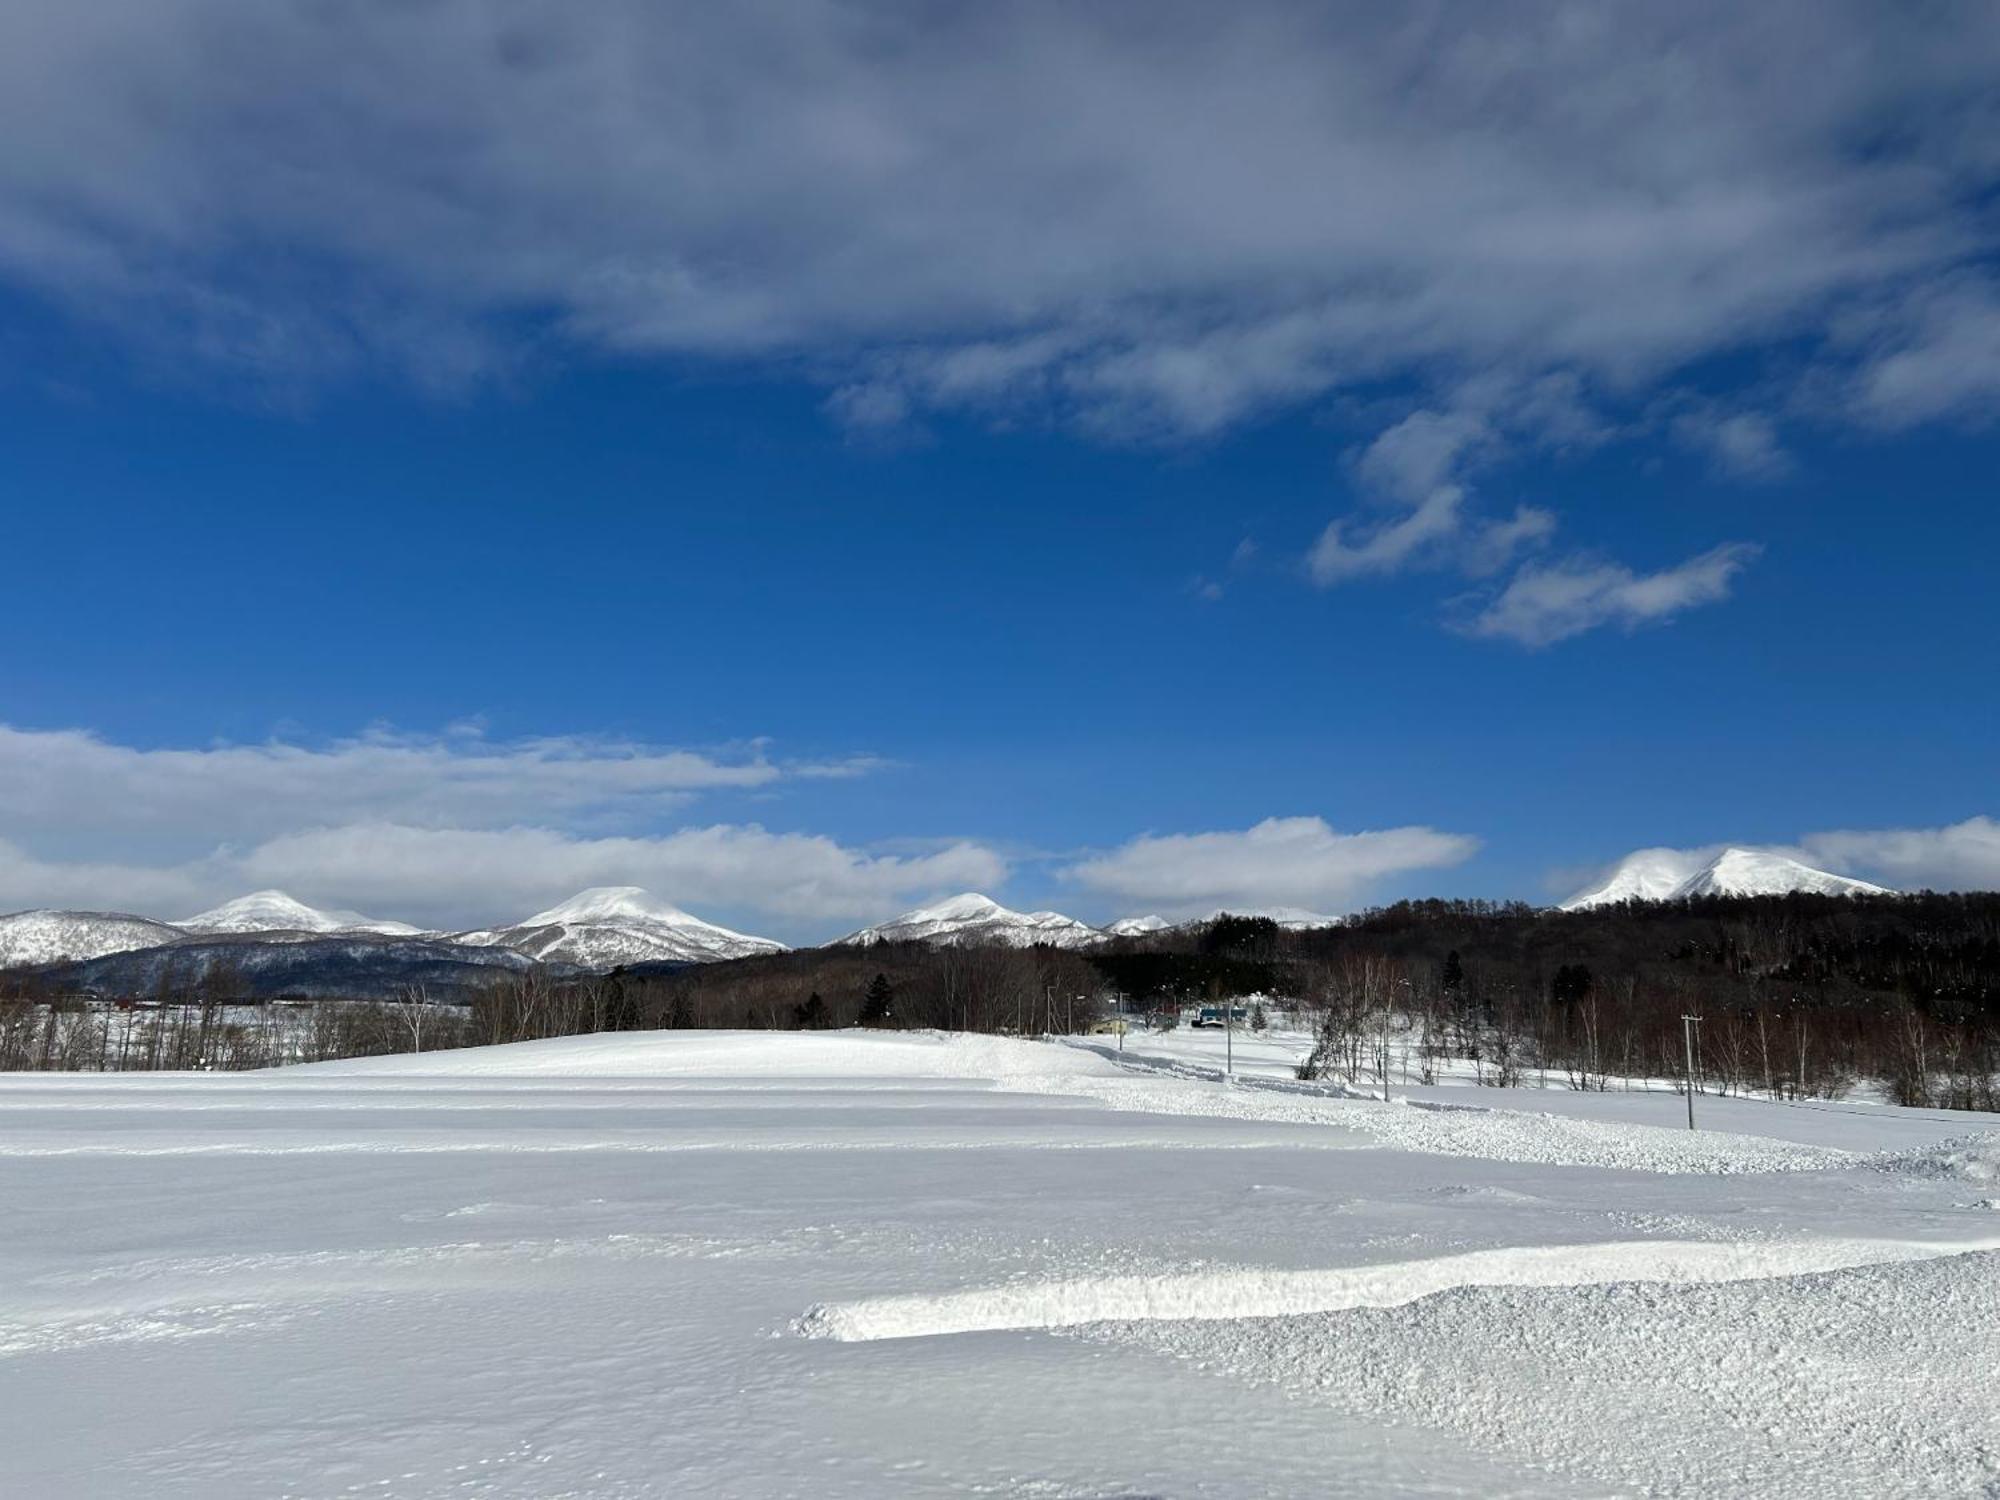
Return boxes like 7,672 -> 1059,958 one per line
455,886 -> 786,968
837,892 -> 1104,948
178,889 -> 422,936
5,1028 -> 1995,1498
0,908 -> 188,968
1564,846 -> 1894,909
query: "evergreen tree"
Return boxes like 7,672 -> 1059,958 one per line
792,992 -> 830,1029
1442,950 -> 1465,995
859,973 -> 894,1027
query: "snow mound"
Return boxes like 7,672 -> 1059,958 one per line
1872,1130 -> 2000,1183
1085,1250 -> 2000,1499
292,1028 -> 1125,1081
795,1235 -> 2000,1341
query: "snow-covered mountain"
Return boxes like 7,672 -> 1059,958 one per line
179,890 -> 422,937
837,893 -> 1104,949
1104,914 -> 1171,937
1563,847 -> 1893,910
456,887 -> 786,968
0,909 -> 190,969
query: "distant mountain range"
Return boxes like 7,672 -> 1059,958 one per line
1562,847 -> 1893,910
0,884 -> 1325,991
3,855 -> 1901,998
0,885 -> 787,995
835,893 -> 1342,947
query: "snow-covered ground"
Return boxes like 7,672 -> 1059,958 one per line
2,1029 -> 1996,1498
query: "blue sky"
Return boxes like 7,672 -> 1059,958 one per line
1,3 -> 1997,938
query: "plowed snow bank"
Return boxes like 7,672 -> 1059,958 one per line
795,1235 -> 2000,1341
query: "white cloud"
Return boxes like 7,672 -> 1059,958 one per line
1672,408 -> 1794,481
1558,817 -> 2000,900
1466,542 -> 1762,647
1063,815 -> 1478,918
1850,280 -> 2000,428
1307,401 -> 1561,589
0,724 -> 855,848
1,5 -> 1997,433
1800,816 -> 2000,893
0,723 -> 983,936
1353,410 -> 1492,506
1307,485 -> 1468,584
0,825 -> 1005,935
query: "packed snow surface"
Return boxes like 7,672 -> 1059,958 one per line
3,1026 -> 1996,1498
837,891 -> 1104,948
1563,846 -> 1892,909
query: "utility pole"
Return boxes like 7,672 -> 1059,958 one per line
1225,993 -> 1234,1078
1682,1013 -> 1703,1130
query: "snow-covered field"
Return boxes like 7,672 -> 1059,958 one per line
2,1030 -> 1997,1498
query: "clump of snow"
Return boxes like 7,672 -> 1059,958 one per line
1080,1250 -> 2000,1499
1871,1130 -> 2000,1182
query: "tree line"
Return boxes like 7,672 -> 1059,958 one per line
5,891 -> 1997,1109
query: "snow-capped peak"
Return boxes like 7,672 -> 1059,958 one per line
1676,848 -> 1893,901
1105,914 -> 1170,936
837,893 -> 1103,949
1562,846 -> 1893,910
461,887 -> 786,968
178,890 -> 420,936
521,886 -> 697,927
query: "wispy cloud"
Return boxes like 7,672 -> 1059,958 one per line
2,5 -> 1997,437
1800,816 -> 2000,893
0,825 -> 1004,934
0,723 -> 960,933
1063,815 -> 1478,918
1463,542 -> 1762,647
0,724 -> 851,844
1671,407 -> 1794,481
